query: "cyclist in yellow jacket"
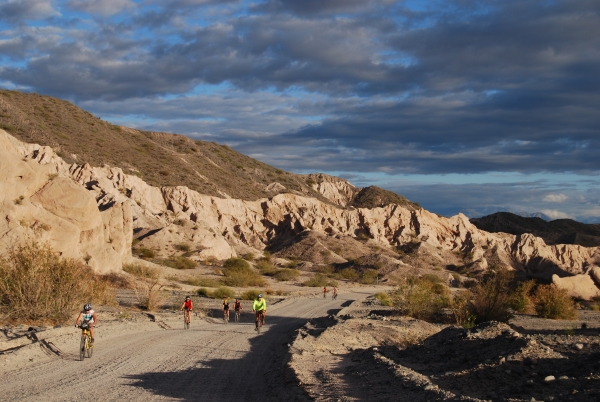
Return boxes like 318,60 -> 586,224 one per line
252,294 -> 266,331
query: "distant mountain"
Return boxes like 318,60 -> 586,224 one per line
470,212 -> 600,247
511,211 -> 552,221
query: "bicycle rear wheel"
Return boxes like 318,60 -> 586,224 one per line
79,336 -> 86,361
235,312 -> 239,323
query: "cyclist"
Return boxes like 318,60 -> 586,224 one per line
234,298 -> 242,316
323,286 -> 328,298
252,294 -> 267,331
223,298 -> 230,321
180,296 -> 193,325
332,287 -> 338,299
75,303 -> 97,343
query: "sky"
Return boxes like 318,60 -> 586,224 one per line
1,0 -> 599,222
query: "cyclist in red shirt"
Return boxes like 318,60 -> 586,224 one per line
180,296 -> 193,325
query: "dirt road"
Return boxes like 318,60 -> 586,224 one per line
0,291 -> 368,402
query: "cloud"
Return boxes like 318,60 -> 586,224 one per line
543,193 -> 568,203
539,209 -> 572,220
65,0 -> 136,16
0,0 -> 57,25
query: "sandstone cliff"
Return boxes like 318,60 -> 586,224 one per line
2,129 -> 600,298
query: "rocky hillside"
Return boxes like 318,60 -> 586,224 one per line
3,127 -> 600,299
471,212 -> 600,247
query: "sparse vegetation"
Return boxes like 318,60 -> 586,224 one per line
184,276 -> 221,287
156,256 -> 196,270
123,263 -> 159,279
274,268 -> 300,282
212,286 -> 235,299
0,240 -> 114,324
391,274 -> 450,321
468,269 -> 515,323
533,284 -> 578,320
241,289 -> 262,300
510,279 -> 536,313
302,273 -> 338,287
222,258 -> 265,287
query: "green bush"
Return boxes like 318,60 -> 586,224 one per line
222,260 -> 265,287
241,289 -> 262,300
338,267 -> 359,281
391,275 -> 450,321
511,279 -> 536,313
274,268 -> 300,282
213,286 -> 235,299
302,273 -> 338,287
223,258 -> 250,270
534,285 -> 577,320
197,287 -> 212,298
256,260 -> 278,276
360,269 -> 379,284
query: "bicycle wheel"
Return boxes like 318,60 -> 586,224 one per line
79,335 -> 86,361
86,336 -> 93,358
235,312 -> 239,323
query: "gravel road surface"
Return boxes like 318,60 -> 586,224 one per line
0,291 -> 367,402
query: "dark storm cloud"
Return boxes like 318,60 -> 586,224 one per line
0,0 -> 56,26
1,0 -> 599,179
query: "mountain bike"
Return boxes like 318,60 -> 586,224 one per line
78,323 -> 94,361
223,310 -> 229,324
255,311 -> 265,334
183,309 -> 191,329
234,309 -> 241,323
332,292 -> 338,300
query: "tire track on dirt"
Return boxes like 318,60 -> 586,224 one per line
0,295 -> 352,402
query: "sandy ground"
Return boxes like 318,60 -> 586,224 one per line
288,302 -> 600,402
0,289 -> 380,402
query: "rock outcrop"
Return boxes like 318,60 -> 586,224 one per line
0,130 -> 132,273
2,128 -> 600,298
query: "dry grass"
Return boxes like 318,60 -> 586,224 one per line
222,258 -> 266,287
0,240 -> 115,324
123,263 -> 159,279
302,273 -> 338,287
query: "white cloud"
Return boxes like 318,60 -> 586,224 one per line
66,0 -> 135,16
539,209 -> 571,220
543,193 -> 568,203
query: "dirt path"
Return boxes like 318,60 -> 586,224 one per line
0,291 -> 369,402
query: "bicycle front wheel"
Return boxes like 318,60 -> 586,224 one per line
79,336 -> 86,361
86,336 -> 93,358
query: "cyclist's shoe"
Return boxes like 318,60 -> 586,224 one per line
254,326 -> 258,331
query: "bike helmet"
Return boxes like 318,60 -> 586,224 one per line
185,296 -> 191,300
83,303 -> 92,311
257,294 -> 263,298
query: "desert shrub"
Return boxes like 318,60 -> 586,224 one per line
302,273 -> 338,287
242,252 -> 255,261
449,290 -> 476,328
241,289 -> 263,300
314,265 -> 335,275
175,243 -> 191,253
197,287 -> 212,297
100,272 -> 133,289
469,270 -> 514,323
123,263 -> 159,279
0,241 -> 114,324
533,285 -> 578,320
374,292 -> 392,306
213,286 -> 235,299
136,247 -> 156,259
223,257 -> 250,270
256,260 -> 278,276
360,269 -> 379,284
274,268 -> 300,282
157,256 -> 196,270
391,275 -> 450,321
133,279 -> 164,311
202,256 -> 218,266
511,279 -> 536,313
338,267 -> 359,281
185,276 -> 222,287
222,261 -> 265,287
